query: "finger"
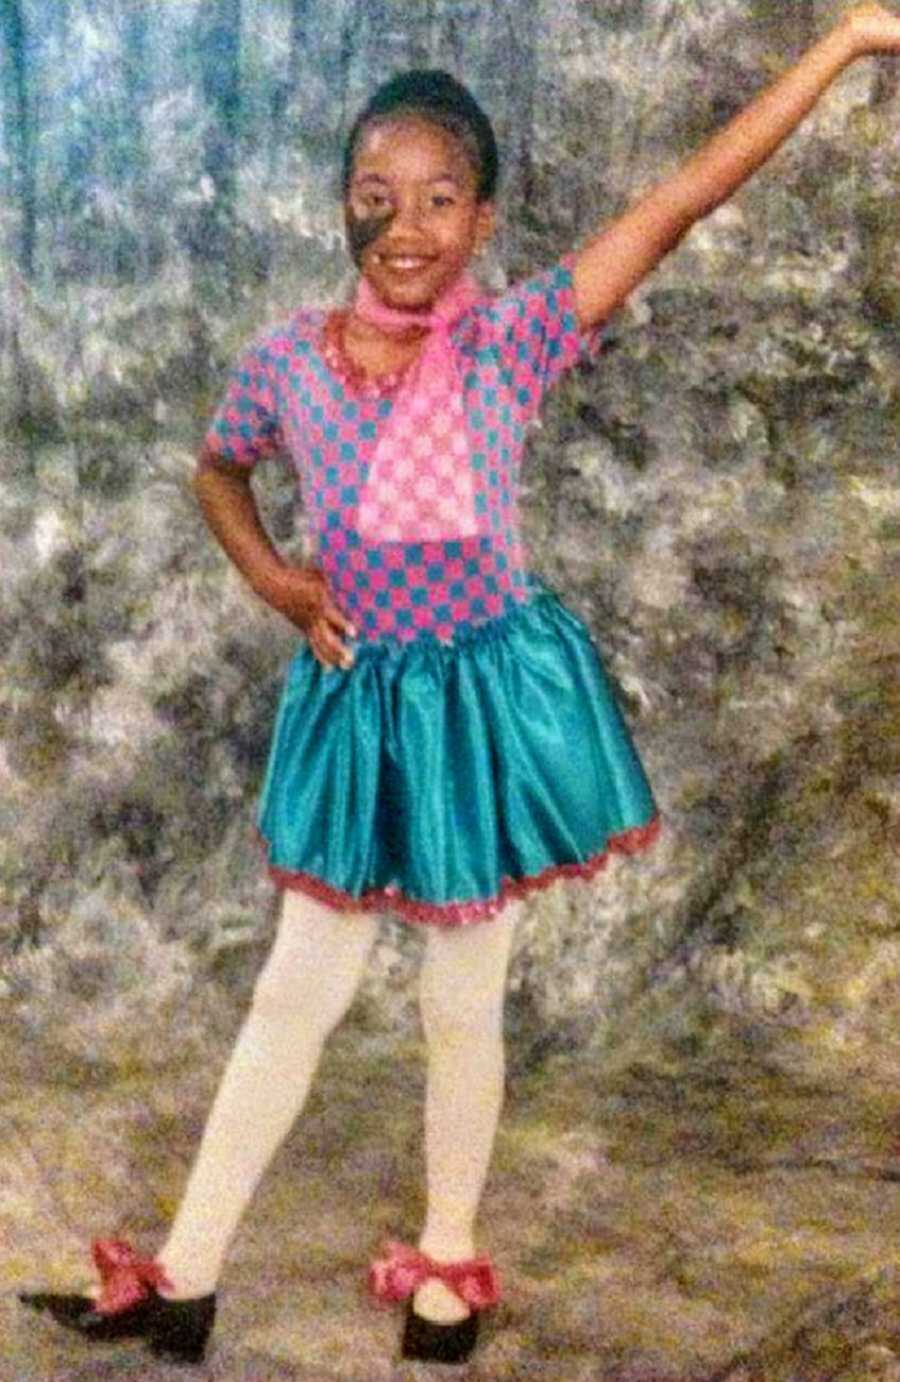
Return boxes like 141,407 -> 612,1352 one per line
308,619 -> 340,663
322,596 -> 358,640
308,631 -> 339,669
311,620 -> 354,670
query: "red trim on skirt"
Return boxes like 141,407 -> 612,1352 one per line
266,815 -> 661,926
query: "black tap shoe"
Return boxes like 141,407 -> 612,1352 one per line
19,1287 -> 216,1364
370,1239 -> 499,1367
401,1298 -> 480,1364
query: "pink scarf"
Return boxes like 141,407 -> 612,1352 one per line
352,273 -> 484,544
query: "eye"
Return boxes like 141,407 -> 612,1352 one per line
352,187 -> 393,216
431,194 -> 456,209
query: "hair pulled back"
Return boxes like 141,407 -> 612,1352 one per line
342,69 -> 499,204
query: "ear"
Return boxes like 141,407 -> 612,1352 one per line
474,201 -> 497,252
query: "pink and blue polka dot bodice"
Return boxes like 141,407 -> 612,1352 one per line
207,257 -> 600,646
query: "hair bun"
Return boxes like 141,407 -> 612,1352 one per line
342,69 -> 499,203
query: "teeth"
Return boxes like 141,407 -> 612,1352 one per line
379,256 -> 428,269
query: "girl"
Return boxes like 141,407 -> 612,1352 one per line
21,4 -> 900,1368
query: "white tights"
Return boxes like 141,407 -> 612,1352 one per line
156,890 -> 519,1323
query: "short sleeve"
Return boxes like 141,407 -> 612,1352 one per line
204,342 -> 282,467
476,253 -> 603,427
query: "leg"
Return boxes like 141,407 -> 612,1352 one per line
415,902 -> 520,1323
156,891 -> 379,1297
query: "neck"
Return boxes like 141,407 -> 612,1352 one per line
353,270 -> 482,336
350,310 -> 429,341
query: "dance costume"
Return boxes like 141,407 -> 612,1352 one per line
207,255 -> 658,924
20,258 -> 659,1368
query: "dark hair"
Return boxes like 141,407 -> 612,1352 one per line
342,69 -> 500,203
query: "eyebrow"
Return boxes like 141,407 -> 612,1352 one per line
352,173 -> 391,188
351,171 -> 464,188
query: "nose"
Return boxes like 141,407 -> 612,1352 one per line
383,194 -> 425,237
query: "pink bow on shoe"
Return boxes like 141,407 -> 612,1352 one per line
91,1239 -> 173,1315
368,1240 -> 501,1310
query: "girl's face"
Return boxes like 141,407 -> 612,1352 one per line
346,116 -> 495,311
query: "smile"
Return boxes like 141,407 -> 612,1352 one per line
374,255 -> 434,270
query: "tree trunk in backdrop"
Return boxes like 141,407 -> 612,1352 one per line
191,0 -> 242,279
0,0 -> 36,278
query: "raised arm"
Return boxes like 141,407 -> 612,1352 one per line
573,2 -> 900,330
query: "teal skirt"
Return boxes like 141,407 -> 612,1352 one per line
258,587 -> 658,925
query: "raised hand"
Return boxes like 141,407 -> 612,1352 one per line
838,2 -> 900,56
572,1 -> 899,332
